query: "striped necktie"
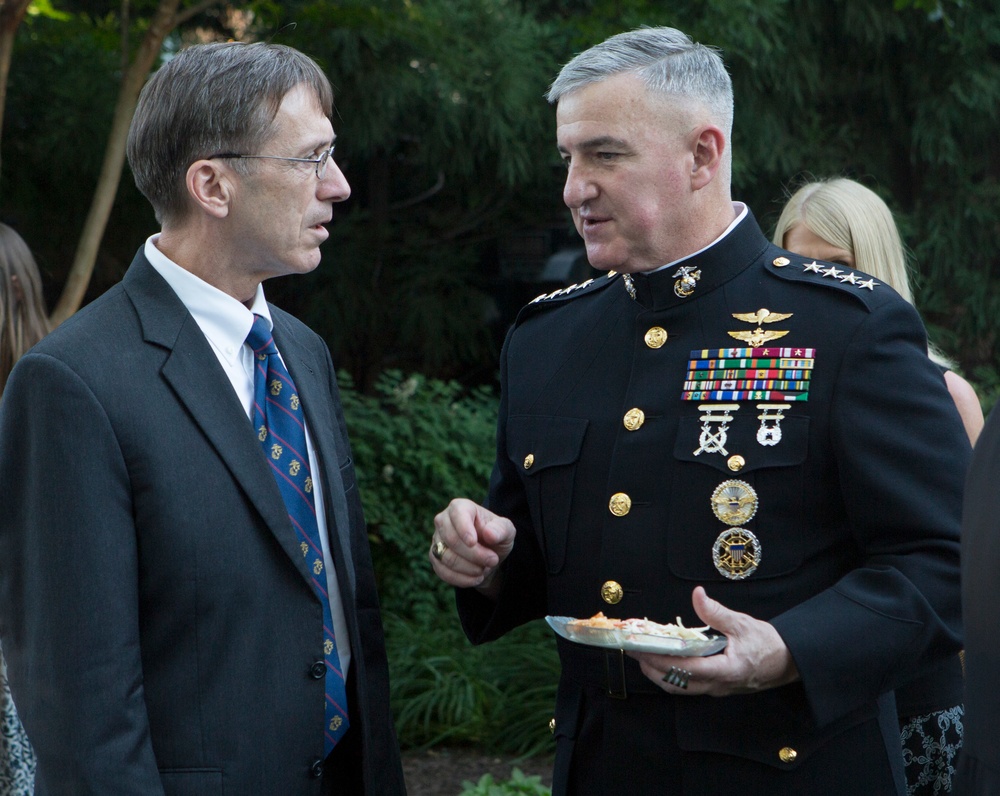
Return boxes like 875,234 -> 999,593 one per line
246,314 -> 349,754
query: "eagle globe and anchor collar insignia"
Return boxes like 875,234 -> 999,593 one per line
713,527 -> 762,580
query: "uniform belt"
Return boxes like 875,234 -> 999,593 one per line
556,637 -> 662,699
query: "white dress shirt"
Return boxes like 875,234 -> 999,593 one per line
144,236 -> 351,677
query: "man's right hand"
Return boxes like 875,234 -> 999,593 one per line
429,498 -> 516,599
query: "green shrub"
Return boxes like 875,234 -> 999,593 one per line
338,370 -> 560,755
383,611 -> 558,756
460,768 -> 552,796
338,369 -> 499,622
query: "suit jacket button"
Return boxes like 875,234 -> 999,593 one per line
778,747 -> 797,764
310,758 -> 324,778
310,661 -> 326,679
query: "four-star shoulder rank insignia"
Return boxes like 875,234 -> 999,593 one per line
727,308 -> 792,347
792,259 -> 880,292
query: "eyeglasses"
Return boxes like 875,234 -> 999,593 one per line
208,145 -> 336,179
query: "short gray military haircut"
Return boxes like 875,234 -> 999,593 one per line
546,26 -> 733,139
127,41 -> 334,224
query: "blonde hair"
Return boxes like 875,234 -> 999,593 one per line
0,223 -> 51,394
773,178 -> 952,369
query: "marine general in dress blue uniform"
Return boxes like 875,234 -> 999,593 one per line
428,27 -> 968,795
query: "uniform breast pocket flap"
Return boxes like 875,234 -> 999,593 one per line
506,415 -> 588,574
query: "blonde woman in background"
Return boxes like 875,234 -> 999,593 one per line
0,222 -> 48,795
774,178 -> 983,445
775,178 -> 978,795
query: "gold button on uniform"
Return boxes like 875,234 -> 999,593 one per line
644,327 -> 668,348
773,256 -> 790,267
601,580 -> 624,604
778,747 -> 797,764
609,492 -> 632,516
727,454 -> 745,472
623,408 -> 645,431
523,453 -> 534,470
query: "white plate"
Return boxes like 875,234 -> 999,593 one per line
545,615 -> 728,656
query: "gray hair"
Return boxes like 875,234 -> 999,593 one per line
547,26 -> 733,141
127,42 -> 334,224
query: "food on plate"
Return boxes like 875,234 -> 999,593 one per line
568,612 -> 711,640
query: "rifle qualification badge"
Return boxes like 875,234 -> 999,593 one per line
693,404 -> 739,456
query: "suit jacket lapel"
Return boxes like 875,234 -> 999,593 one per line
121,252 -> 317,588
270,312 -> 358,601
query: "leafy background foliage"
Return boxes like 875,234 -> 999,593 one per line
338,371 -> 560,756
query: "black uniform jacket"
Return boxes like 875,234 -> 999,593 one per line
458,212 -> 967,795
954,404 -> 1000,795
0,252 -> 405,795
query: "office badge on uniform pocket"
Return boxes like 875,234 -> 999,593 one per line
711,480 -> 758,526
713,528 -> 761,580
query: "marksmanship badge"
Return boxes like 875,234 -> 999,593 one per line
693,404 -> 739,456
713,528 -> 762,580
756,403 -> 791,446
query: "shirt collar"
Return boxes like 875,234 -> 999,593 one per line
144,234 -> 272,363
646,202 -> 749,275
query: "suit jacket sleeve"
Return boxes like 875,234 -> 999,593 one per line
770,297 -> 966,726
0,353 -> 165,794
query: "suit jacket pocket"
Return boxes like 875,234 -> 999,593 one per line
160,768 -> 224,796
507,415 -> 588,574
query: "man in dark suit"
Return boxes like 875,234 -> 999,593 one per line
0,42 -> 404,794
954,406 -> 1000,794
429,26 -> 968,794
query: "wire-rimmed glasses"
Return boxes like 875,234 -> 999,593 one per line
208,145 -> 336,179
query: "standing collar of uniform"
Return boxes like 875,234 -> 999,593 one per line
144,234 -> 272,364
629,204 -> 767,311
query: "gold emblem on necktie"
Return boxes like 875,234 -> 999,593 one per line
313,559 -> 324,575
673,265 -> 701,298
728,308 -> 792,347
289,460 -> 301,476
270,443 -> 283,460
325,639 -> 334,655
330,716 -> 343,732
291,394 -> 300,410
711,480 -> 758,526
300,542 -> 309,557
305,476 -> 313,493
258,425 -> 267,442
713,528 -> 761,580
269,379 -> 282,396
756,403 -> 791,446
